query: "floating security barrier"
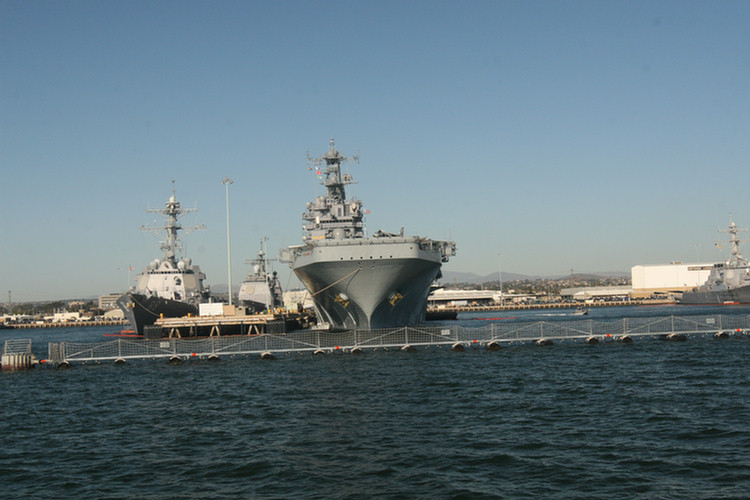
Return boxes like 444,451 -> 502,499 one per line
585,336 -> 599,345
207,354 -> 220,362
665,333 -> 687,342
450,342 -> 465,352
259,351 -> 275,360
714,331 -> 730,340
486,341 -> 501,351
168,356 -> 183,365
1,353 -> 33,371
617,335 -> 633,343
350,347 -> 363,355
401,345 -> 417,352
114,358 -> 126,365
535,339 -> 553,346
312,349 -> 326,356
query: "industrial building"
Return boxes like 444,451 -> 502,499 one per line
631,262 -> 713,295
427,289 -> 536,307
98,293 -> 122,310
427,289 -> 500,307
559,286 -> 633,302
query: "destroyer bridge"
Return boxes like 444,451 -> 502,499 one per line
39,313 -> 750,367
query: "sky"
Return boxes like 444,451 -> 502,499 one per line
2,0 -> 749,301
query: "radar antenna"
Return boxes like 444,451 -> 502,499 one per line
140,183 -> 206,264
306,138 -> 359,203
720,214 -> 748,264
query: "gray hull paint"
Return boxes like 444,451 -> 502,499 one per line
294,251 -> 442,330
680,285 -> 750,305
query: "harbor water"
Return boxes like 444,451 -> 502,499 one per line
3,305 -> 750,499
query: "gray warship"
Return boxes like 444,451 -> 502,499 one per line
680,217 -> 750,305
280,139 -> 456,330
116,186 -> 210,334
238,238 -> 283,313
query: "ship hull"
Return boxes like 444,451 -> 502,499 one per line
291,239 -> 445,330
679,285 -> 750,305
238,278 -> 279,313
116,293 -> 198,335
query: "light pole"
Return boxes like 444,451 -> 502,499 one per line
222,177 -> 234,305
498,252 -> 503,306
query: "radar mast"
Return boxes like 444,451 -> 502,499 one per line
140,181 -> 205,265
307,138 -> 359,203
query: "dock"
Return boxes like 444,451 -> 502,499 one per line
25,312 -> 750,367
149,311 -> 314,339
5,320 -> 128,329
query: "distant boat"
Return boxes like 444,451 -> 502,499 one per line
680,217 -> 750,305
572,308 -> 589,316
117,185 -> 210,335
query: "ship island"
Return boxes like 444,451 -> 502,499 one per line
280,139 -> 456,330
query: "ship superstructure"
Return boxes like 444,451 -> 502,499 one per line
281,139 -> 456,330
238,238 -> 283,313
117,185 -> 210,334
681,217 -> 750,304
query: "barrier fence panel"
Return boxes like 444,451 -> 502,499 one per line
44,314 -> 750,365
4,339 -> 32,355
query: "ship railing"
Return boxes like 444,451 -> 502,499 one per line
45,313 -> 750,365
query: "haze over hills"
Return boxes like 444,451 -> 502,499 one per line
206,270 -> 632,293
439,270 -> 630,284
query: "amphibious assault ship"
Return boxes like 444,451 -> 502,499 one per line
680,217 -> 750,305
238,238 -> 283,313
117,186 -> 210,334
280,139 -> 456,330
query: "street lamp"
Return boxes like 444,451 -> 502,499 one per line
222,177 -> 233,305
498,252 -> 503,306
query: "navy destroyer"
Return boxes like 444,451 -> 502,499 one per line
280,139 -> 456,330
117,186 -> 210,334
238,238 -> 283,313
680,217 -> 750,305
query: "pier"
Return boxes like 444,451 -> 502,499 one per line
29,312 -> 750,367
6,319 -> 128,329
149,311 -> 314,338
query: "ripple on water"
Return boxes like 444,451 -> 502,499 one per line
2,334 -> 750,499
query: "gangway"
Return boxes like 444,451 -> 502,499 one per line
44,313 -> 750,367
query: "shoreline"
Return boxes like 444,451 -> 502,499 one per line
3,320 -> 128,330
428,298 -> 676,313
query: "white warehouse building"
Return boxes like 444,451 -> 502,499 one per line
631,262 -> 714,293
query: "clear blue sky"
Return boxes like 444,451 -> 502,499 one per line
2,0 -> 749,301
